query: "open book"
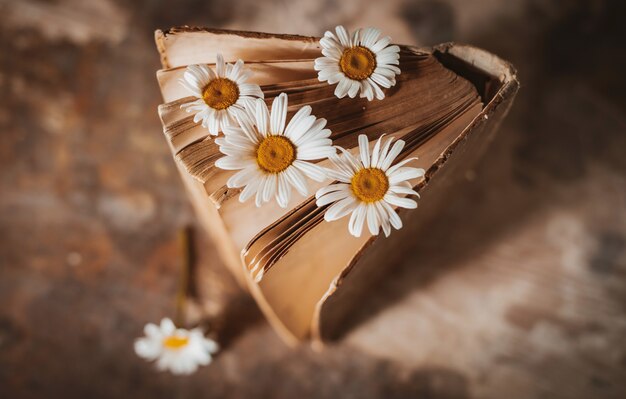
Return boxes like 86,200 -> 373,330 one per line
154,27 -> 519,345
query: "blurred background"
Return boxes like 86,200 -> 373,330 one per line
1,0 -> 625,398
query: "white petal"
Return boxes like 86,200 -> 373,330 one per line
325,196 -> 357,221
297,145 -> 336,161
255,175 -> 268,207
347,80 -> 360,98
315,56 -> 340,67
298,139 -> 333,151
239,177 -> 261,203
218,143 -> 247,157
323,29 -> 339,42
227,165 -> 259,187
389,184 -> 419,196
316,183 -> 350,199
370,134 -> 385,167
285,166 -> 308,196
216,53 -> 225,78
236,70 -> 252,84
377,64 -> 401,75
384,193 -> 417,209
321,46 -> 343,61
374,66 -> 398,80
371,73 -> 393,89
326,168 -> 352,182
208,114 -> 220,136
388,167 -> 424,184
183,66 -> 207,88
366,204 -> 380,235
293,160 -> 327,182
380,140 -> 405,171
239,83 -> 263,98
335,25 -> 351,47
351,28 -> 361,47
361,27 -> 381,48
299,150 -> 335,161
374,201 -> 391,237
190,350 -> 211,367
316,189 -> 351,206
228,59 -> 244,81
144,323 -> 161,338
270,93 -> 287,135
358,134 -> 370,168
284,106 -> 313,141
160,318 -> 176,335
134,338 -> 161,360
348,203 -> 367,237
377,45 -> 401,57
181,98 -> 206,111
255,99 -> 270,136
232,108 -> 259,144
203,337 -> 219,354
318,66 -> 341,80
276,173 -> 291,208
262,174 -> 277,203
370,36 -> 392,53
367,77 -> 385,100
334,78 -> 351,98
319,36 -> 338,50
297,133 -> 333,148
222,133 -> 256,151
300,129 -> 332,146
327,72 -> 343,85
385,157 -> 418,176
192,107 -> 210,124
215,156 -> 254,170
194,64 -> 215,83
376,53 -> 400,66
292,119 -> 328,146
336,146 -> 363,171
360,80 -> 374,101
179,77 -> 202,97
236,97 -> 257,121
156,352 -> 175,373
224,108 -> 239,128
382,201 -> 402,230
376,137 -> 394,168
327,154 -> 355,181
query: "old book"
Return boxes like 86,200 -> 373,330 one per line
154,27 -> 519,345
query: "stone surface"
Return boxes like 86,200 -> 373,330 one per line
1,0 -> 625,398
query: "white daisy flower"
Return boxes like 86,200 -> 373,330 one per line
315,26 -> 401,101
316,134 -> 424,237
179,54 -> 264,136
134,318 -> 219,375
214,93 -> 335,208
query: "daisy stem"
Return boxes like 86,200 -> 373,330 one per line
175,226 -> 193,328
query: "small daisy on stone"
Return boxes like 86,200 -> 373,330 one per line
315,26 -> 401,101
134,318 -> 219,375
215,93 -> 335,208
316,134 -> 424,237
179,54 -> 264,136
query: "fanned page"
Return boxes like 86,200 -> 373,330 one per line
155,28 -> 485,343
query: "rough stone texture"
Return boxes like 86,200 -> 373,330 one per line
1,0 -> 625,398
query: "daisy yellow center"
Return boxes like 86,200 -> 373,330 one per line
339,46 -> 377,81
351,167 -> 389,203
202,78 -> 239,110
162,335 -> 189,350
256,135 -> 296,174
